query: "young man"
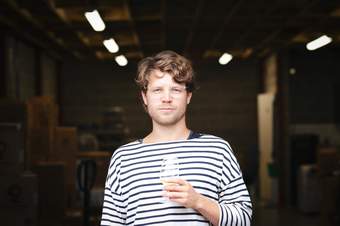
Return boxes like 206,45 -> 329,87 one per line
100,51 -> 252,226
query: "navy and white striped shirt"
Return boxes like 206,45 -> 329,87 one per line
101,133 -> 252,226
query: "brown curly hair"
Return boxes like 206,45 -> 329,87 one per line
135,50 -> 196,93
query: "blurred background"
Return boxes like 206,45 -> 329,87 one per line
0,0 -> 339,226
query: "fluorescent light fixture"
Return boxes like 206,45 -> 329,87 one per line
218,52 -> 233,65
306,35 -> 332,51
103,38 -> 119,53
115,55 -> 128,66
84,10 -> 105,32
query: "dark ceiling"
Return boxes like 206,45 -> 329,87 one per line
1,0 -> 339,62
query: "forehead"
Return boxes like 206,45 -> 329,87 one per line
148,70 -> 182,86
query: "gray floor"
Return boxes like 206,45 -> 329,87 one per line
248,185 -> 324,226
252,205 -> 321,226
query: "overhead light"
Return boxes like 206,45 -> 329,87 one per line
84,10 -> 105,32
115,55 -> 128,66
218,52 -> 233,65
306,35 -> 332,51
103,38 -> 119,53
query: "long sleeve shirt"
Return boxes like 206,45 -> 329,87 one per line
100,133 -> 252,226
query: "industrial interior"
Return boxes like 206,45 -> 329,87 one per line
0,0 -> 339,226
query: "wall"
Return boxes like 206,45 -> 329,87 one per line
190,59 -> 259,162
60,59 -> 147,137
41,53 -> 58,102
1,32 -> 59,102
289,47 -> 340,146
4,35 -> 36,100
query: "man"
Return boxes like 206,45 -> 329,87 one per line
100,51 -> 252,226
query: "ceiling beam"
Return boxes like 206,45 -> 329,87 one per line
253,0 -> 322,56
208,0 -> 245,52
183,0 -> 205,56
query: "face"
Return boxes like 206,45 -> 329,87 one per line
141,70 -> 192,127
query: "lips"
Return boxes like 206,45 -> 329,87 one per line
159,107 -> 175,111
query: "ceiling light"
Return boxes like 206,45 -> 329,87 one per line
84,10 -> 105,32
218,52 -> 233,65
306,35 -> 332,51
103,38 -> 119,53
115,55 -> 128,66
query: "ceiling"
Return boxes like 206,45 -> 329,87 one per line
1,0 -> 340,63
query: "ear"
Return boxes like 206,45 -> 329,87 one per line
186,92 -> 192,104
141,91 -> 148,106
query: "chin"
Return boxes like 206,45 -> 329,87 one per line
156,120 -> 178,126
154,116 -> 186,127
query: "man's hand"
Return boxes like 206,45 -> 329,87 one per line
162,178 -> 202,209
162,178 -> 220,226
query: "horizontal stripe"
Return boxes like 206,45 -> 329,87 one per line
135,219 -> 209,226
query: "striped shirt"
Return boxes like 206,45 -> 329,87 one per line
100,133 -> 252,226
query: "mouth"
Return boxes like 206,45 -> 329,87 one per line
159,107 -> 175,111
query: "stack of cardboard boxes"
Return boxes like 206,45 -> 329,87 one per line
0,171 -> 38,226
51,127 -> 78,206
0,97 -> 80,226
0,99 -> 38,226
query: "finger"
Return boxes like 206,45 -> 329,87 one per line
162,178 -> 187,185
166,191 -> 186,199
164,183 -> 186,191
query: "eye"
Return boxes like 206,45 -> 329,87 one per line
172,87 -> 183,93
152,88 -> 162,93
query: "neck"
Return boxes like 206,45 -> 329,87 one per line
144,123 -> 191,144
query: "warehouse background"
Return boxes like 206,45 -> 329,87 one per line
1,0 -> 340,226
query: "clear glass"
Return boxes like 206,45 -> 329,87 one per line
159,156 -> 180,203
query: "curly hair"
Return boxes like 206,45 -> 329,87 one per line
135,50 -> 196,92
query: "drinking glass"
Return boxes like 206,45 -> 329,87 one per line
159,156 -> 180,203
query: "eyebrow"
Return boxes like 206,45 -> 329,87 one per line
149,84 -> 185,88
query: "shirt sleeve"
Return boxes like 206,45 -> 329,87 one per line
218,142 -> 252,226
100,154 -> 126,225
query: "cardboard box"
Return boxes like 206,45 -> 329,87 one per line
33,162 -> 66,222
0,207 -> 37,226
26,96 -> 58,130
320,175 -> 340,226
26,128 -> 52,166
0,171 -> 38,226
318,147 -> 339,176
26,96 -> 59,167
0,99 -> 26,123
0,164 -> 23,178
320,176 -> 340,213
50,127 -> 78,206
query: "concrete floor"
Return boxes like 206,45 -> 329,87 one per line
252,206 -> 321,226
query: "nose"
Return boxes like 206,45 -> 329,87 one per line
161,90 -> 172,103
